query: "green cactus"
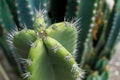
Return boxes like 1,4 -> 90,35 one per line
46,22 -> 78,54
27,38 -> 55,80
15,0 -> 34,29
0,0 -> 15,31
1,0 -> 120,80
43,37 -> 81,80
9,11 -> 83,80
65,0 -> 79,20
65,0 -> 120,80
101,68 -> 110,80
13,29 -> 37,58
4,0 -> 19,26
76,0 -> 99,62
87,72 -> 101,80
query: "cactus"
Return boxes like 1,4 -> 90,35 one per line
0,0 -> 51,79
15,0 -> 34,29
65,0 -> 120,80
65,0 -> 79,20
13,29 -> 37,58
87,72 -> 101,80
0,0 -> 15,31
0,0 -> 120,80
9,11 -> 83,80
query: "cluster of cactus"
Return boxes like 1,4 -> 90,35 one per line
0,0 -> 120,80
10,11 -> 83,80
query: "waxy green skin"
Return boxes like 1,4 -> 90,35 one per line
43,37 -> 80,80
13,18 -> 82,80
13,29 -> 37,58
28,39 -> 55,80
87,72 -> 100,80
46,22 -> 77,54
27,37 -> 81,80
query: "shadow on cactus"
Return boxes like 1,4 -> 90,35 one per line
7,10 -> 84,80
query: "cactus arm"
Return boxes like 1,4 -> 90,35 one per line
46,22 -> 78,55
65,0 -> 79,20
81,0 -> 108,67
87,72 -> 100,80
13,29 -> 37,58
95,4 -> 111,52
0,0 -> 15,31
105,0 -> 120,50
95,0 -> 116,52
100,0 -> 120,59
93,0 -> 110,46
104,1 -> 117,42
81,34 -> 93,65
16,0 -> 34,29
12,24 -> 82,80
95,57 -> 109,71
5,0 -> 19,27
30,0 -> 51,26
28,39 -> 55,80
101,68 -> 110,80
33,11 -> 46,32
43,37 -> 82,80
76,0 -> 98,62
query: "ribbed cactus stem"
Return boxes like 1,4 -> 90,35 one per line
11,9 -> 83,80
33,10 -> 46,32
0,0 -> 15,31
43,37 -> 82,80
13,29 -> 37,58
87,71 -> 100,80
27,38 -> 55,80
16,0 -> 34,29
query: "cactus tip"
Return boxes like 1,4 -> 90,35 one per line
71,64 -> 85,80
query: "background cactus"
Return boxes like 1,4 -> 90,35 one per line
0,0 -> 120,80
